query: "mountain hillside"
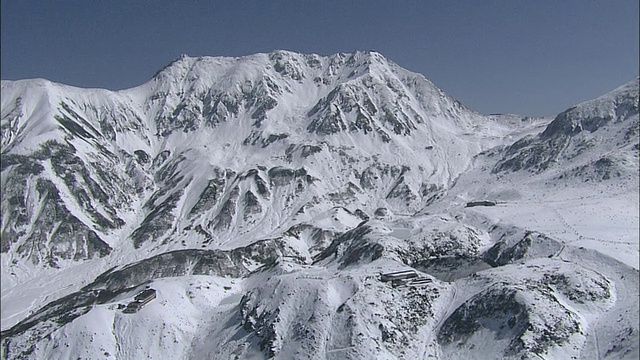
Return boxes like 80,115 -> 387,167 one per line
494,78 -> 639,177
1,52 -> 638,360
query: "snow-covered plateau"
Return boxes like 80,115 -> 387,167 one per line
1,50 -> 638,359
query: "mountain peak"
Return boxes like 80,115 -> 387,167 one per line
150,50 -> 392,84
135,49 -> 482,141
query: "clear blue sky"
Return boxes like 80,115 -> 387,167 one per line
1,0 -> 638,116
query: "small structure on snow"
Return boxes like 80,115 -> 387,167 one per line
380,269 -> 418,282
465,200 -> 497,208
408,278 -> 433,286
135,289 -> 157,304
123,288 -> 157,314
123,302 -> 142,313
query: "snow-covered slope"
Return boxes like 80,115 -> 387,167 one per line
1,52 -> 638,359
494,78 -> 638,176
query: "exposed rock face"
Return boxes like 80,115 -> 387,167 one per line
0,238 -> 302,359
494,78 -> 639,174
438,284 -> 580,356
483,229 -> 564,266
1,145 -> 114,266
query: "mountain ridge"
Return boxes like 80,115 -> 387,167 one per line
1,51 -> 638,359
1,50 -> 507,268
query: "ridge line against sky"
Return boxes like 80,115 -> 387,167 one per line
1,0 -> 638,116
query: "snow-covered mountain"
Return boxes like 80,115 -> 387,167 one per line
1,51 -> 638,360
